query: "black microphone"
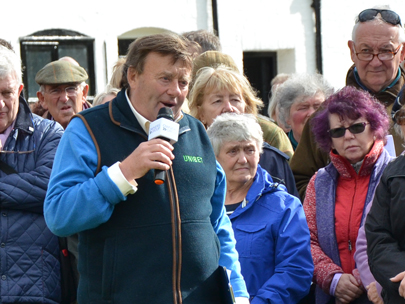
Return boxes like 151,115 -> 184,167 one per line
148,107 -> 179,185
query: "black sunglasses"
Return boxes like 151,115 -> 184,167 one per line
358,9 -> 402,26
328,122 -> 369,138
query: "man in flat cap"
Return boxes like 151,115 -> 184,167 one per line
36,59 -> 91,129
36,58 -> 90,303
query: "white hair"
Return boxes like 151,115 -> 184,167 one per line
274,73 -> 334,130
207,113 -> 263,156
0,45 -> 22,84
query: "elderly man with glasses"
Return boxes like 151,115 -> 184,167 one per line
36,59 -> 92,303
0,46 -> 64,303
291,6 -> 405,201
36,59 -> 91,129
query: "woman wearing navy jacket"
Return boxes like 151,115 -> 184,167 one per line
207,113 -> 313,304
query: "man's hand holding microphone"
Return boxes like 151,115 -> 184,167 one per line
119,108 -> 179,184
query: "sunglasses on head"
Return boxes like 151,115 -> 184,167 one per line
358,9 -> 402,26
328,122 -> 369,138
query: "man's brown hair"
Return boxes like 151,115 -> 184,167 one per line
122,33 -> 193,88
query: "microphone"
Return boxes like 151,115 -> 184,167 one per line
148,107 -> 179,185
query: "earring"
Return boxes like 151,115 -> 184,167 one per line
202,120 -> 205,124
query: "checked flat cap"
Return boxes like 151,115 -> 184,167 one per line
35,60 -> 88,85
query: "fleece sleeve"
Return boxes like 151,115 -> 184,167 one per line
44,117 -> 127,237
210,161 -> 249,299
354,203 -> 382,294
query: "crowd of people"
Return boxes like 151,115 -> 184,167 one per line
0,4 -> 405,304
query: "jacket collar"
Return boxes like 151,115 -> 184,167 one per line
109,89 -> 191,137
14,96 -> 35,135
329,140 -> 384,178
230,164 -> 285,219
346,64 -> 405,103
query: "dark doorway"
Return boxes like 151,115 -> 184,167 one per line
243,52 -> 277,116
118,39 -> 136,57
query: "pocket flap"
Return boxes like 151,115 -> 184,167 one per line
235,224 -> 266,233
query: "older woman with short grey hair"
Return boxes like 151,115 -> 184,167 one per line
208,113 -> 263,156
207,113 -> 313,304
274,73 -> 334,150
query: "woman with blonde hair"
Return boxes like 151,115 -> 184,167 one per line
189,65 -> 262,126
188,64 -> 298,197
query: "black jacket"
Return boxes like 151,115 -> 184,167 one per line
259,142 -> 299,198
366,154 -> 405,304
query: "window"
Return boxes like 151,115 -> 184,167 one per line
20,29 -> 95,102
118,39 -> 136,57
243,52 -> 277,116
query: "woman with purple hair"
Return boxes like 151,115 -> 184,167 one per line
303,86 -> 394,304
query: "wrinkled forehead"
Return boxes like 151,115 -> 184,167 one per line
173,64 -> 192,80
220,139 -> 259,151
146,53 -> 192,79
353,20 -> 401,44
0,72 -> 20,86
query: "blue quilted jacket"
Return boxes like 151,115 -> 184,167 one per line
0,97 -> 63,303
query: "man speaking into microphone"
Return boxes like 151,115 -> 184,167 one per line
44,33 -> 249,304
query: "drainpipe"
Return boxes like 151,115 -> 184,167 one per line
212,0 -> 219,37
312,0 -> 323,74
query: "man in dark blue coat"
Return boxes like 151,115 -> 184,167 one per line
0,45 -> 64,303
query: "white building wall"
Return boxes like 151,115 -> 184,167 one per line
217,0 -> 316,75
1,0 -> 405,94
2,0 -> 213,95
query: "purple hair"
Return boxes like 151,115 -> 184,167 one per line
311,86 -> 389,152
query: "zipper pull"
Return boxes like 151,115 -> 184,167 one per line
348,240 -> 352,252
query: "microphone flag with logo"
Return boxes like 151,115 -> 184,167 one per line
148,108 -> 179,185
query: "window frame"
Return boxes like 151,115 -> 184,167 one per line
20,30 -> 95,103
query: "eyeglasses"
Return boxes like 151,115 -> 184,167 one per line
357,9 -> 402,26
45,85 -> 81,98
355,44 -> 402,61
328,122 -> 369,138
